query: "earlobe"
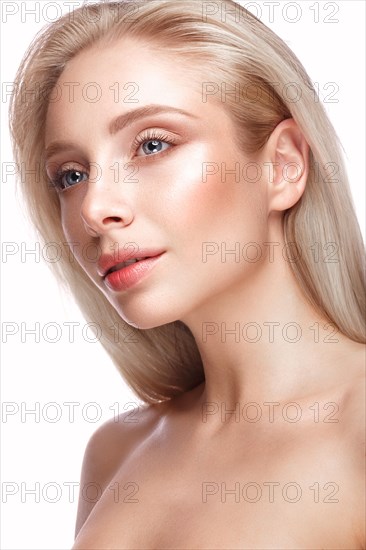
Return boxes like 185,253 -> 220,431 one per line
265,118 -> 310,214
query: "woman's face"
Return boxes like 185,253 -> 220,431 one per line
45,38 -> 268,329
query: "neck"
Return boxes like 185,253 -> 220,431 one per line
181,232 -> 361,415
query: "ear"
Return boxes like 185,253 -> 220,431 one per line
262,118 -> 310,214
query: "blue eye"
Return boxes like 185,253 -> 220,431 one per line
50,169 -> 88,191
133,130 -> 177,157
48,130 -> 178,192
137,139 -> 171,156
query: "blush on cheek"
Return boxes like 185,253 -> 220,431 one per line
170,156 -> 254,219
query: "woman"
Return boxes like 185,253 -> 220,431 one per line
9,0 -> 365,548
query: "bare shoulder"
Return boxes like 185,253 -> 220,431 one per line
340,346 -> 366,443
337,352 -> 366,548
74,399 -> 169,540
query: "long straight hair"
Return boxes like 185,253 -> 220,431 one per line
9,0 -> 365,403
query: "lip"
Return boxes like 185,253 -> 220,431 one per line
104,253 -> 165,291
98,247 -> 166,279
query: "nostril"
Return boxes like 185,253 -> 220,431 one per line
105,216 -> 122,223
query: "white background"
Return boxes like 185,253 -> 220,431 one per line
1,0 -> 365,548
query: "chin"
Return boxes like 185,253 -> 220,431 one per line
104,284 -> 197,331
112,301 -> 181,331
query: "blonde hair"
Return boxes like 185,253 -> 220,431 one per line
9,0 -> 365,404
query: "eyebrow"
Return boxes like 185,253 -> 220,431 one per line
44,104 -> 198,162
109,104 -> 197,134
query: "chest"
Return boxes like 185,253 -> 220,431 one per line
72,428 -> 361,549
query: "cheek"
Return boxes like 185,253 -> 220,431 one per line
152,144 -> 266,253
60,188 -> 89,240
61,201 -> 80,244
60,196 -> 93,269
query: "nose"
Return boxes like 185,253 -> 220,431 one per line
80,167 -> 134,236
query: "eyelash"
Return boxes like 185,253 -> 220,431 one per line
131,129 -> 176,156
48,129 -> 178,191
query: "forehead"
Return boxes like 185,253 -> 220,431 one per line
45,38 -> 212,137
57,37 -> 196,88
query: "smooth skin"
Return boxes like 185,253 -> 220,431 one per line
44,38 -> 365,549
